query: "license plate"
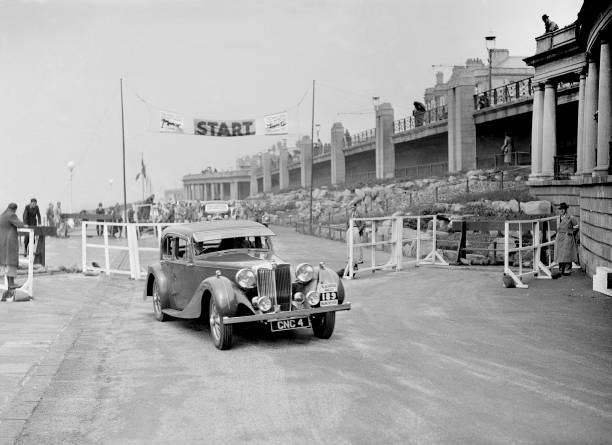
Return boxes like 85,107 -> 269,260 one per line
270,317 -> 311,332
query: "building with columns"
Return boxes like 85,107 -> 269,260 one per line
175,1 -> 609,274
525,0 -> 611,276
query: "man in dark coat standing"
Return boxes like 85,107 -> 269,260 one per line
1,203 -> 25,301
22,198 -> 41,257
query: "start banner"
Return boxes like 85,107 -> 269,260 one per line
159,111 -> 288,137
193,119 -> 256,137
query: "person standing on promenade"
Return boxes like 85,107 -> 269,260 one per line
22,198 -> 41,257
95,203 -> 105,236
46,203 -> 55,227
500,132 -> 513,166
0,203 -> 25,302
554,202 -> 579,276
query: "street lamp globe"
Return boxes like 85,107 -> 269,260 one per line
67,161 -> 75,172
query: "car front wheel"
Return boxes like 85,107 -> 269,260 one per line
311,312 -> 335,339
152,280 -> 168,322
209,297 -> 233,350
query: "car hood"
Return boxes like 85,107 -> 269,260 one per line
194,250 -> 286,269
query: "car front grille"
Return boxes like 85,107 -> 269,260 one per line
257,263 -> 292,311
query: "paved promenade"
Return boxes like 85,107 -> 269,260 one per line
0,225 -> 610,444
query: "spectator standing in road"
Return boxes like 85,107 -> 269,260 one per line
542,14 -> 559,33
500,132 -> 513,166
54,202 -> 64,237
46,203 -> 55,227
22,198 -> 41,257
346,203 -> 364,269
95,203 -> 105,236
554,202 -> 578,276
0,203 -> 24,302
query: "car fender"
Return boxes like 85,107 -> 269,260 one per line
316,267 -> 345,304
182,275 -> 238,319
143,264 -> 170,301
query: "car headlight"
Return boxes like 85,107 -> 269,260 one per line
235,268 -> 256,288
295,263 -> 315,283
257,295 -> 272,312
292,292 -> 305,309
306,290 -> 319,306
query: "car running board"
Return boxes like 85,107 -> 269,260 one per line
161,308 -> 195,319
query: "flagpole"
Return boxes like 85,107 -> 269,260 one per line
120,78 -> 127,222
309,80 -> 315,235
141,152 -> 145,202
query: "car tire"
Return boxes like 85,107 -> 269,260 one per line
152,279 -> 168,322
311,312 -> 335,339
209,297 -> 233,350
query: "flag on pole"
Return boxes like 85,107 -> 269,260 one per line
135,158 -> 147,181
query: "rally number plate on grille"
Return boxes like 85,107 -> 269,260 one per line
318,283 -> 338,307
270,317 -> 311,332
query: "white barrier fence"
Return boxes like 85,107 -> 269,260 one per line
82,221 -> 181,280
504,216 -> 559,288
0,228 -> 35,298
344,215 -> 448,279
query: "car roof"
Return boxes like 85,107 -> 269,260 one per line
162,220 -> 275,241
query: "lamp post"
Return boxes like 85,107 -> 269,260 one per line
485,35 -> 496,92
372,96 -> 380,177
67,161 -> 75,213
109,179 -> 114,204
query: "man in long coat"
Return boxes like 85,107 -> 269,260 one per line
0,203 -> 25,301
554,202 -> 579,275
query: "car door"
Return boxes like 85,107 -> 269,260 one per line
172,235 -> 202,310
159,235 -> 177,308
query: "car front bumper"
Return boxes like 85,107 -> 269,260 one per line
222,302 -> 351,325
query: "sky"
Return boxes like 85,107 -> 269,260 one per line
0,0 -> 581,212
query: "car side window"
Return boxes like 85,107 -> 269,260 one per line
162,236 -> 174,260
175,237 -> 189,261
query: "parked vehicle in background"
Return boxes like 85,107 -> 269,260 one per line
203,201 -> 230,220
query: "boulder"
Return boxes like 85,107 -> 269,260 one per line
522,200 -> 552,215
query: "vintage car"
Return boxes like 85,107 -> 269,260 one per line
203,200 -> 230,220
143,220 -> 351,350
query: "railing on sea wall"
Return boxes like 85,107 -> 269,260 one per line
554,154 -> 577,180
393,105 -> 448,133
476,151 -> 531,170
395,161 -> 448,179
352,128 -> 376,145
474,77 -> 534,110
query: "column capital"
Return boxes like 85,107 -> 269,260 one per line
544,80 -> 556,89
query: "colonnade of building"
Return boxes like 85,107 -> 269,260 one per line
184,181 -> 241,201
529,39 -> 611,179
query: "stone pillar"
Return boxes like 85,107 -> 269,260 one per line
203,183 -> 209,201
330,122 -> 346,185
540,81 -> 557,178
448,72 -> 477,171
300,136 -> 312,188
250,163 -> 258,196
447,88 -> 456,172
530,83 -> 545,179
278,147 -> 289,190
583,57 -> 599,177
375,103 -> 395,179
230,181 -> 238,200
594,40 -> 611,177
574,73 -> 587,178
262,153 -> 272,193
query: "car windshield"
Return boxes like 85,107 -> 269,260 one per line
193,235 -> 273,256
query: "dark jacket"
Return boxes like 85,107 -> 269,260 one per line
0,209 -> 25,267
23,204 -> 41,226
